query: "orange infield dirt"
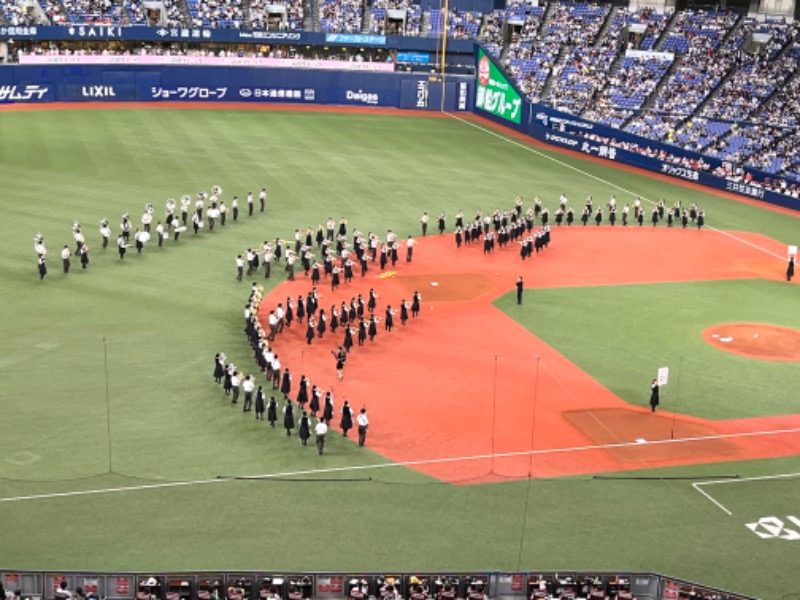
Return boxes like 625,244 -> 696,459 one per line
703,323 -> 800,361
259,226 -> 800,484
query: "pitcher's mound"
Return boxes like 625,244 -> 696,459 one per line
703,323 -> 800,361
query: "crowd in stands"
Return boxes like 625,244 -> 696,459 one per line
369,0 -> 421,36
320,0 -> 362,33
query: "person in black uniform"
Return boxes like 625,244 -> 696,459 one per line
255,386 -> 265,420
343,325 -> 355,353
650,379 -> 660,412
283,399 -> 295,436
323,391 -> 334,424
437,212 -> 446,234
333,346 -> 347,380
787,256 -> 795,282
358,319 -> 367,346
280,367 -> 292,399
368,315 -> 379,341
37,254 -> 47,280
298,411 -> 310,445
411,291 -> 421,317
516,276 -> 524,305
267,396 -> 278,427
340,400 -> 353,437
385,306 -> 397,331
296,375 -> 308,410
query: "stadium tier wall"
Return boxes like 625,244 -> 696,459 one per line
0,570 -> 755,600
0,65 -> 473,111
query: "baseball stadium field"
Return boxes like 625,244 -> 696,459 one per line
1,105 -> 799,599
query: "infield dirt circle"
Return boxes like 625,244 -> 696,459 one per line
703,323 -> 800,361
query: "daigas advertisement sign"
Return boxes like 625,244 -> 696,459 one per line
475,47 -> 521,124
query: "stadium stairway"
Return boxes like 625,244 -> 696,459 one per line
636,56 -> 679,115
360,0 -> 368,33
538,44 -> 568,103
593,4 -> 621,49
653,9 -> 680,52
174,0 -> 191,27
307,0 -> 318,32
239,0 -> 252,31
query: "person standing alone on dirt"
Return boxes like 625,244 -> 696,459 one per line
650,379 -> 660,412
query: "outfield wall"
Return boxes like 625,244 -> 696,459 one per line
0,65 -> 473,112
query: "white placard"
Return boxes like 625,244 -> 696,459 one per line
657,366 -> 669,386
789,245 -> 797,257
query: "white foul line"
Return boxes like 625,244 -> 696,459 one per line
447,114 -> 786,260
3,427 -> 800,504
691,482 -> 733,516
692,471 -> 800,515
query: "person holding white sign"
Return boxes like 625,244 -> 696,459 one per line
650,379 -> 660,413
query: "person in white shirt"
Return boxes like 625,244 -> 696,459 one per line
259,188 -> 267,213
275,304 -> 285,333
242,375 -> 255,412
236,255 -> 244,281
61,245 -> 71,273
406,236 -> 415,262
156,221 -> 165,246
357,407 -> 369,447
270,355 -> 281,389
99,219 -> 111,249
141,209 -> 153,233
230,371 -> 241,405
267,310 -> 278,341
262,243 -> 272,279
134,229 -> 146,253
315,418 -> 328,455
195,195 -> 205,221
54,581 -> 72,600
247,192 -> 254,217
72,225 -> 85,254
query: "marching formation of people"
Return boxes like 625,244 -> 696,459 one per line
34,184 -> 268,278
451,205 -> 552,260
236,217 -> 417,285
214,278 -> 381,453
446,193 -> 709,265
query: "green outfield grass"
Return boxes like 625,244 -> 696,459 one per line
1,108 -> 799,599
498,279 -> 800,420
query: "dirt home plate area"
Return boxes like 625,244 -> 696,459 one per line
260,227 -> 800,484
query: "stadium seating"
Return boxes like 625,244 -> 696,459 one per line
320,0 -> 362,33
368,0 -> 421,36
